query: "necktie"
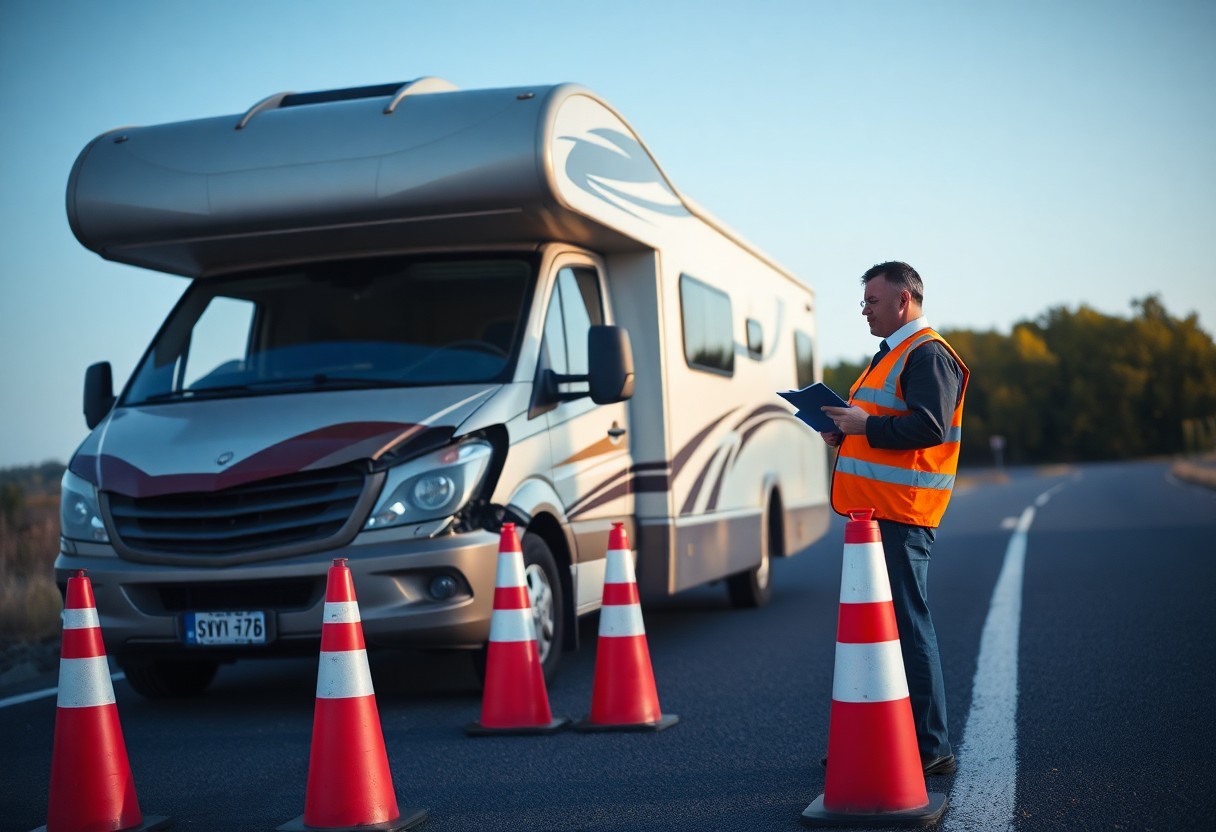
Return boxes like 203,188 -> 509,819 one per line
869,341 -> 890,370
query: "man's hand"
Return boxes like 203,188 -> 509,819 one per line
819,430 -> 843,447
821,405 -> 869,436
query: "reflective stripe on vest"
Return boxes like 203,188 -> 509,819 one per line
832,328 -> 969,527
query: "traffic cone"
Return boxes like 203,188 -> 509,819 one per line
279,559 -> 427,832
465,522 -> 569,735
575,522 -> 678,732
802,509 -> 948,827
37,570 -> 171,832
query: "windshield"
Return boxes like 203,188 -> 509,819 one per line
124,256 -> 534,406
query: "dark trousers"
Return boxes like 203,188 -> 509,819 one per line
877,519 -> 951,758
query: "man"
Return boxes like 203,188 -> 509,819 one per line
820,261 -> 968,776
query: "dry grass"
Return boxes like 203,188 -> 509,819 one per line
0,494 -> 63,642
1172,458 -> 1216,490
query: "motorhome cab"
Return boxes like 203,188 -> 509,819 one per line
60,78 -> 831,697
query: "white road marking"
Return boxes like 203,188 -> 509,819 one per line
943,490 -> 1050,831
0,671 -> 126,709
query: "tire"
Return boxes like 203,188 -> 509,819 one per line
727,495 -> 781,609
119,657 -> 219,698
522,533 -> 565,680
472,532 -> 566,684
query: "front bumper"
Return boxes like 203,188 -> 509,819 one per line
54,525 -> 502,661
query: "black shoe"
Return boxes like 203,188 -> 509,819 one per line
921,754 -> 957,775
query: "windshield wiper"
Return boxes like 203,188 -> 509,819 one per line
135,375 -> 413,404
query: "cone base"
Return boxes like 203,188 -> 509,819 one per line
32,815 -> 173,832
801,792 -> 947,828
572,713 -> 680,733
277,806 -> 428,832
464,716 -> 570,736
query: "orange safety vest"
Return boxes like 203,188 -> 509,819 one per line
831,328 -> 969,528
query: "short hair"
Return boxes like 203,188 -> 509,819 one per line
861,261 -> 924,305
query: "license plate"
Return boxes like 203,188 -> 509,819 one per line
184,611 -> 267,645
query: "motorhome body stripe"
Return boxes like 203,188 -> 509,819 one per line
831,640 -> 910,703
57,656 -> 117,707
315,649 -> 375,699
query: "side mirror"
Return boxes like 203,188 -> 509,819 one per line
83,362 -> 115,429
539,325 -> 635,406
587,325 -> 634,404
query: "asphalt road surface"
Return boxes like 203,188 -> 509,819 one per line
2,459 -> 1213,831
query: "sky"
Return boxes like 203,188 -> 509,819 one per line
1,0 -> 1213,469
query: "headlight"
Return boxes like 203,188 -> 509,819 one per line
60,469 -> 109,542
365,439 -> 493,530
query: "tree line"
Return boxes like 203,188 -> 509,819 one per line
823,295 -> 1216,465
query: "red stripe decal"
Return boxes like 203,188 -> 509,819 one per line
836,601 -> 900,644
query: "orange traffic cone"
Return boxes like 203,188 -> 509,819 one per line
279,559 -> 427,832
802,509 -> 947,827
37,570 -> 170,832
575,522 -> 677,732
465,522 -> 569,735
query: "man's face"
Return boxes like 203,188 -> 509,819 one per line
861,276 -> 909,339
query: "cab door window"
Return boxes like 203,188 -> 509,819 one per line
542,266 -> 604,399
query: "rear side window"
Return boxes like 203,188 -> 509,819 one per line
794,330 -> 815,389
680,274 -> 734,375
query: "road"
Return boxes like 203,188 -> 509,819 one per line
2,459 -> 1214,831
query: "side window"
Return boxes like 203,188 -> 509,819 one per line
541,266 -> 604,396
182,297 -> 257,390
794,330 -> 815,389
746,318 -> 763,358
680,274 -> 734,375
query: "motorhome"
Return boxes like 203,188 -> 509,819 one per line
60,78 -> 831,697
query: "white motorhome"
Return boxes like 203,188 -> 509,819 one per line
60,78 -> 831,697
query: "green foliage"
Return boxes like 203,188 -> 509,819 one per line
828,296 -> 1216,464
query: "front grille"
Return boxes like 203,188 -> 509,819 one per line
157,578 -> 320,612
107,465 -> 366,557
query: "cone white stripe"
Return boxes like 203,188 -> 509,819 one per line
831,640 -> 910,703
604,548 -> 636,584
323,600 -> 361,624
61,608 -> 100,630
495,551 -> 526,588
488,607 -> 535,643
598,603 -> 646,637
56,656 -> 117,708
315,649 -> 375,699
839,542 -> 894,604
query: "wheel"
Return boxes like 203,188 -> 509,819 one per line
119,657 -> 219,698
472,532 -> 565,685
521,533 -> 564,681
727,495 -> 782,608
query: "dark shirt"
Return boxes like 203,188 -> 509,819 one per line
864,341 -> 963,451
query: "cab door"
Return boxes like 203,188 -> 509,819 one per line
537,257 -> 634,607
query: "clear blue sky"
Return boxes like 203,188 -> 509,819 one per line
1,0 -> 1213,468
